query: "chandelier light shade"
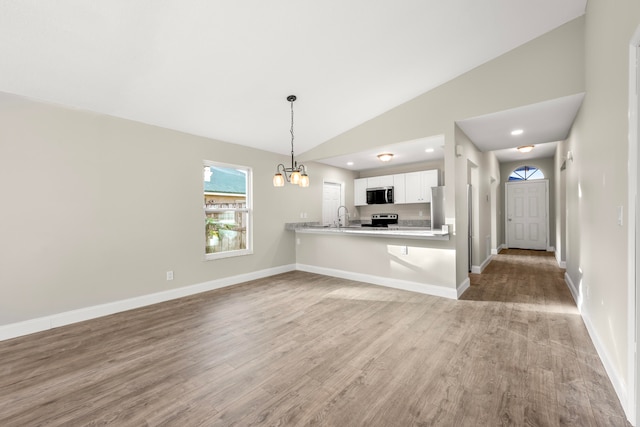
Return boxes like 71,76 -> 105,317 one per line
377,153 -> 394,162
273,172 -> 285,187
274,95 -> 309,188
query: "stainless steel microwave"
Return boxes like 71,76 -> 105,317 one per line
366,187 -> 394,204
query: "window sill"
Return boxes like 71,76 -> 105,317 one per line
205,249 -> 253,261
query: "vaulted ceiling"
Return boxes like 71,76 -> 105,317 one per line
0,1 -> 587,157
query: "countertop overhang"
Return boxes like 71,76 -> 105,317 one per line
291,225 -> 450,240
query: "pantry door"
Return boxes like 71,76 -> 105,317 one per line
506,180 -> 548,250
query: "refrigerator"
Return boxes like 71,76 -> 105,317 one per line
430,186 -> 446,230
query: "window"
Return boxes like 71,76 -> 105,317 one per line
204,161 -> 252,259
508,165 -> 544,181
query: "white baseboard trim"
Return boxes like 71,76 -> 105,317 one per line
564,272 -> 628,418
581,305 -> 628,416
471,254 -> 493,274
491,244 -> 506,255
0,264 -> 296,342
296,263 -> 458,300
457,277 -> 470,298
564,272 -> 579,304
547,246 -> 555,252
556,252 -> 566,269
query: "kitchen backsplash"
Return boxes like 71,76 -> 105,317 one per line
355,203 -> 431,221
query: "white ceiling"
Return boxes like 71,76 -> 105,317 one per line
0,1 -> 587,157
318,93 -> 584,170
317,135 -> 445,171
456,93 -> 585,157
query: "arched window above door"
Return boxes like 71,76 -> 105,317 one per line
508,165 -> 544,181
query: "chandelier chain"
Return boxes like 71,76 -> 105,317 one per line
290,98 -> 295,158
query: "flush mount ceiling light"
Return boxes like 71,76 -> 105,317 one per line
511,129 -> 524,136
425,148 -> 435,153
273,95 -> 309,188
377,153 -> 394,162
517,145 -> 534,153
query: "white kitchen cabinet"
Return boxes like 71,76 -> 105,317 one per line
393,174 -> 406,204
404,170 -> 439,203
367,175 -> 393,188
354,178 -> 368,206
356,170 -> 438,205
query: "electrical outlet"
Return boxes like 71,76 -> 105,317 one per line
166,271 -> 174,281
296,238 -> 301,245
418,211 -> 423,217
401,246 -> 408,255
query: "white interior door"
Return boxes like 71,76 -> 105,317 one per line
506,181 -> 548,250
322,182 -> 342,226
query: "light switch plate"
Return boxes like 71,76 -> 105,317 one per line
617,205 -> 624,226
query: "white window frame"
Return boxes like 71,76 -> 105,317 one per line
508,165 -> 545,181
204,160 -> 253,260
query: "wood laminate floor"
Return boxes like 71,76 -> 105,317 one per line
0,250 -> 630,426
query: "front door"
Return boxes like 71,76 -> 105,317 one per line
506,181 -> 548,250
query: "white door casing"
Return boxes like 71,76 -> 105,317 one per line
505,180 -> 549,250
628,26 -> 640,426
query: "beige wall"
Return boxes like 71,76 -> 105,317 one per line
0,93 -> 356,325
454,126 -> 501,277
562,0 -> 640,411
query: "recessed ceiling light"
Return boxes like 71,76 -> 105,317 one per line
511,129 -> 524,136
517,145 -> 534,153
347,161 -> 354,166
425,148 -> 435,153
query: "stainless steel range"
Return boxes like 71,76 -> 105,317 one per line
361,213 -> 398,228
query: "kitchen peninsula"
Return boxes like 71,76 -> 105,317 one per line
288,223 -> 463,300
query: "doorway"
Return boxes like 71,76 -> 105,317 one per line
322,181 -> 344,226
505,180 -> 549,250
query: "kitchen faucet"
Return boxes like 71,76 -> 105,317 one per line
337,205 -> 349,228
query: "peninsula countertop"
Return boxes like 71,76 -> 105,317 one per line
287,223 -> 450,241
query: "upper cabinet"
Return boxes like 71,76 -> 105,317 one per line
367,175 -> 394,188
354,178 -> 368,206
393,174 -> 406,204
404,170 -> 439,203
354,169 -> 439,206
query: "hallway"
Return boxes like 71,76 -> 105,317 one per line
463,249 -> 629,425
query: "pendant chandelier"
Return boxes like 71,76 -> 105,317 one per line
273,95 -> 309,188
